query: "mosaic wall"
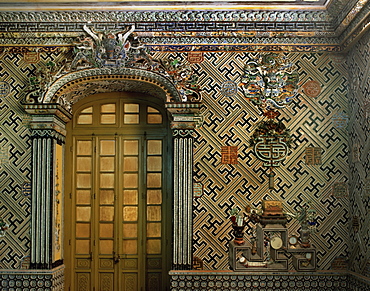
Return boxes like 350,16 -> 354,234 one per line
0,265 -> 64,290
0,49 -> 65,269
0,44 -> 351,274
0,50 -> 31,269
0,7 -> 362,276
347,29 -> 370,277
172,51 -> 350,270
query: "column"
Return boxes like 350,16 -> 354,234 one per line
166,103 -> 201,270
24,104 -> 71,269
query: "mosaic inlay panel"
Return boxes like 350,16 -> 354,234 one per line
0,266 -> 64,291
169,270 -> 370,291
0,10 -> 367,284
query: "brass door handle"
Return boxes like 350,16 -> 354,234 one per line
113,251 -> 120,264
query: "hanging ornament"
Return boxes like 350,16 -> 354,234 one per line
249,119 -> 292,189
241,52 -> 298,189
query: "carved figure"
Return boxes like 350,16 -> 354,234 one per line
71,24 -> 145,69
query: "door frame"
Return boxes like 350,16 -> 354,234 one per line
63,92 -> 173,290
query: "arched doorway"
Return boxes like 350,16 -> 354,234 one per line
64,91 -> 172,291
25,66 -> 199,290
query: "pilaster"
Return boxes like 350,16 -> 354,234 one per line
166,102 -> 201,270
24,104 -> 71,269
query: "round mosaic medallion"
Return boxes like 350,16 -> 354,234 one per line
0,81 -> 10,97
303,80 -> 321,98
221,80 -> 238,97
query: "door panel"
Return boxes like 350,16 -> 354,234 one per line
73,135 -> 166,290
74,138 -> 94,290
120,137 -> 142,291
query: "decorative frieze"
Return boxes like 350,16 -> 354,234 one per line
169,270 -> 370,291
0,11 -> 332,24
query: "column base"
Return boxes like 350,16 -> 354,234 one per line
172,263 -> 192,270
0,265 -> 64,290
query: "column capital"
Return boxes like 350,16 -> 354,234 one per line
165,102 -> 202,131
24,103 -> 72,140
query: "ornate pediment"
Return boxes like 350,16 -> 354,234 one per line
24,25 -> 202,111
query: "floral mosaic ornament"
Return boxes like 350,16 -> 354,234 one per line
0,217 -> 9,238
240,52 -> 299,116
158,58 -> 201,102
250,119 -> 292,189
72,24 -> 202,102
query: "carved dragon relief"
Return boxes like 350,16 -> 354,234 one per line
25,24 -> 202,111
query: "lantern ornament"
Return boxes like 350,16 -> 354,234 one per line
250,119 -> 292,189
239,52 -> 299,116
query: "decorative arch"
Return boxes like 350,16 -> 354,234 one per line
43,67 -> 182,110
25,64 -> 201,275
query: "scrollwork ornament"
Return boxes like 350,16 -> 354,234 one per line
172,129 -> 194,138
153,58 -> 202,102
0,10 -> 330,23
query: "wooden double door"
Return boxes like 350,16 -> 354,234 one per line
64,93 -> 171,291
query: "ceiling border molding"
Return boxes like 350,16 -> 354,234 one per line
340,11 -> 370,50
0,0 -> 332,11
0,10 -> 332,22
0,1 -> 368,51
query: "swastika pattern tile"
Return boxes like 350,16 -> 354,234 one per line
0,49 -> 65,268
0,47 -> 355,275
